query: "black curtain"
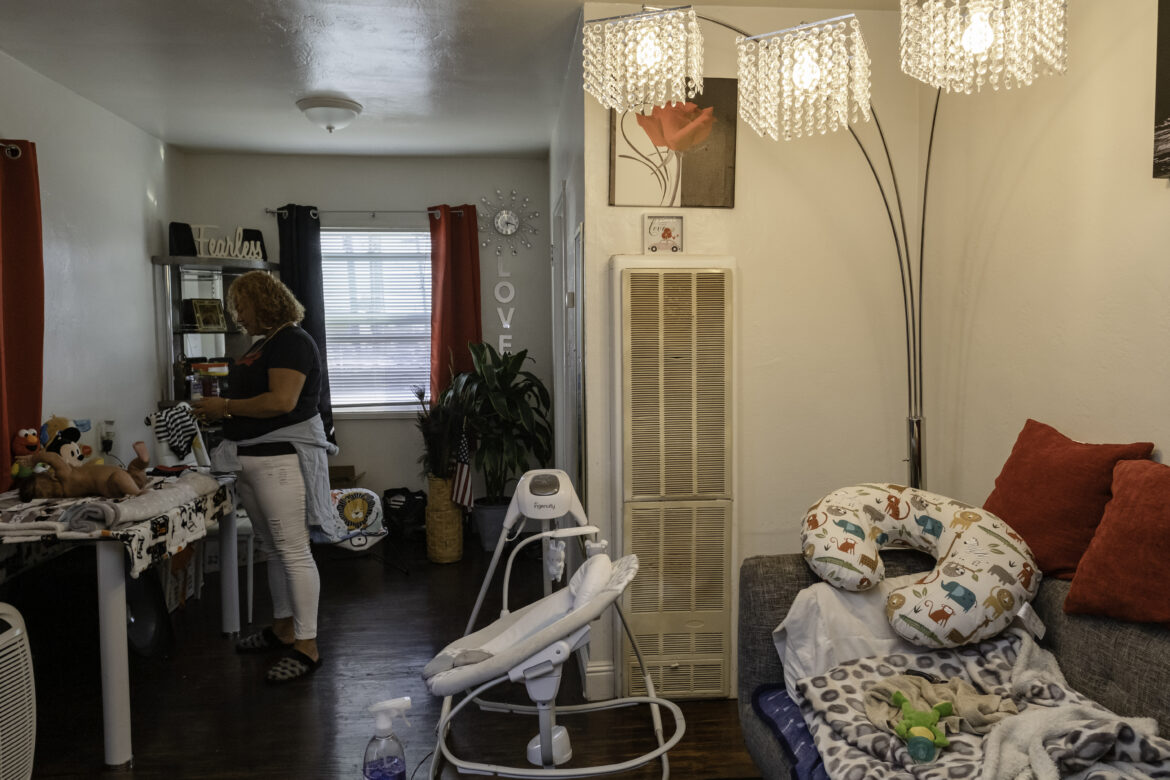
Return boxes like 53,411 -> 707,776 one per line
277,204 -> 336,444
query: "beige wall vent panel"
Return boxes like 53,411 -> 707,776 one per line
621,499 -> 731,698
622,269 -> 730,502
626,659 -> 728,698
614,259 -> 734,700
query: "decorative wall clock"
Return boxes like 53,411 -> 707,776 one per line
478,188 -> 541,257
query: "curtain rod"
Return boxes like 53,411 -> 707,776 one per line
264,207 -> 464,218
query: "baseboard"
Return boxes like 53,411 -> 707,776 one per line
583,658 -> 616,701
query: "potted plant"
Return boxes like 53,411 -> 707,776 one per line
413,385 -> 465,563
442,342 -> 552,548
412,385 -> 463,480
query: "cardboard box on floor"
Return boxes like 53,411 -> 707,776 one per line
329,465 -> 365,490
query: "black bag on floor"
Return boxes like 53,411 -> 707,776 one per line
382,488 -> 427,539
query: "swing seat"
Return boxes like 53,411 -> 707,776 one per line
423,553 -> 636,697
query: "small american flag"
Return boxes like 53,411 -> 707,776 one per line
451,433 -> 475,510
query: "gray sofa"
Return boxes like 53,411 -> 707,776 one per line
738,550 -> 1170,779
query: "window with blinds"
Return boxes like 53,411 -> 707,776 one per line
321,229 -> 431,410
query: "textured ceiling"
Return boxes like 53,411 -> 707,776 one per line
0,0 -> 898,157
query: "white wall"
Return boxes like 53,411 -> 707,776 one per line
927,0 -> 1170,503
170,153 -> 552,496
550,9 -> 588,487
0,50 -> 171,461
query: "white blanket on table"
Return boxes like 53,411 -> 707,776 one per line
0,471 -> 219,534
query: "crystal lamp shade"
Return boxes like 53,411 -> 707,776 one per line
900,0 -> 1068,93
736,15 -> 872,142
582,6 -> 705,112
296,96 -> 363,133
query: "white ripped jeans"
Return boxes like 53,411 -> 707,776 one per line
235,453 -> 320,640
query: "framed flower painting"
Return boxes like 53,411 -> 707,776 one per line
609,77 -> 737,208
1156,0 -> 1170,177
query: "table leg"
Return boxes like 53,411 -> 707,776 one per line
95,542 -> 132,768
219,508 -> 240,636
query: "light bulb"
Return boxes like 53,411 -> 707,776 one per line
961,9 -> 994,54
792,48 -> 822,91
583,7 -> 704,111
900,0 -> 1066,92
635,29 -> 664,69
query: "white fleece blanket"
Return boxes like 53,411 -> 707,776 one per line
983,703 -> 1169,780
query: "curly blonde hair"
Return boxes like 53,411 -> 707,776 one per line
227,271 -> 305,330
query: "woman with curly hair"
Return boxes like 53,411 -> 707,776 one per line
193,270 -> 334,683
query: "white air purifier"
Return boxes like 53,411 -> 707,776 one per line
0,602 -> 35,780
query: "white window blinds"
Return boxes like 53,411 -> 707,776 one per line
321,229 -> 431,409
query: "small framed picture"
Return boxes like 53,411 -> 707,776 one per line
192,298 -> 227,331
643,215 -> 683,254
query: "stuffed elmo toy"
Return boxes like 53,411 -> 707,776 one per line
11,428 -> 41,457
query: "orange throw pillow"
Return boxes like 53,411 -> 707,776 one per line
983,419 -> 1153,579
1065,459 -> 1170,622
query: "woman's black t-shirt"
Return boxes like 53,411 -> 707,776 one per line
224,325 -> 322,441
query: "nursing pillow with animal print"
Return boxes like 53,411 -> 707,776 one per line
801,483 -> 1041,649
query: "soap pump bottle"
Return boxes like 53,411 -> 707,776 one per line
363,696 -> 411,780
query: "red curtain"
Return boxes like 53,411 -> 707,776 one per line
0,140 -> 45,489
428,204 -> 481,400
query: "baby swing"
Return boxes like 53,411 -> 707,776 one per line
422,469 -> 685,778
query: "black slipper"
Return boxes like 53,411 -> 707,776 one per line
266,649 -> 322,683
235,627 -> 293,654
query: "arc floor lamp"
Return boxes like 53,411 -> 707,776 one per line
582,2 -> 1067,489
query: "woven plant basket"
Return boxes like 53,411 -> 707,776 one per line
425,475 -> 463,563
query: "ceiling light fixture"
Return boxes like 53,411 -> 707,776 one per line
296,96 -> 363,133
900,0 -> 1068,93
582,5 -> 704,112
736,14 -> 872,142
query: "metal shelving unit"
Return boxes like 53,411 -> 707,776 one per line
151,255 -> 279,402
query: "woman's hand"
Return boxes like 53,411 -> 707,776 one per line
188,367 -> 304,423
191,396 -> 231,422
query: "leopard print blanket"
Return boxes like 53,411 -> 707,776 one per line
794,627 -> 1170,779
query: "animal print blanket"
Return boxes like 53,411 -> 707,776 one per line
794,627 -> 1170,779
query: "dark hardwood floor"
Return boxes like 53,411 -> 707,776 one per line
1,525 -> 761,779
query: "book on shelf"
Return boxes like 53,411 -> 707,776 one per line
191,361 -> 230,376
